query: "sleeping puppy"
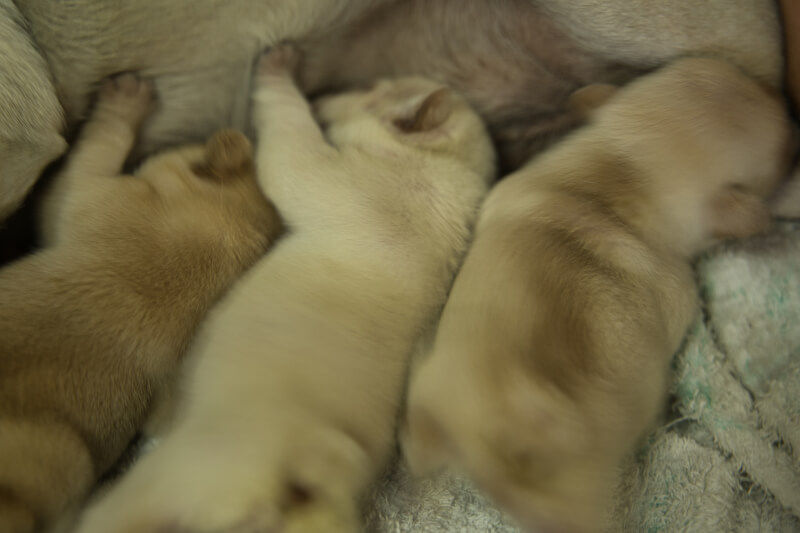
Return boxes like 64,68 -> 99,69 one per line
0,75 -> 282,533
402,57 -> 794,533
73,45 -> 495,533
1,0 -> 782,219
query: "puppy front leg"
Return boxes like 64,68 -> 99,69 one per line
251,45 -> 336,193
40,75 -> 154,243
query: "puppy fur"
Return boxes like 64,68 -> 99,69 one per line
73,46 -> 495,533
0,0 -> 782,218
0,75 -> 282,533
402,57 -> 794,533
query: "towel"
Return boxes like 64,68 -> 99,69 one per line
612,220 -> 800,532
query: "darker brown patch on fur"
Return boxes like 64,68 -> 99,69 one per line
474,154 -> 659,396
492,219 -> 611,394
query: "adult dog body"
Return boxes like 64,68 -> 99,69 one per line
1,0 -> 781,218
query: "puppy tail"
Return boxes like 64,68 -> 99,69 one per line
0,418 -> 94,533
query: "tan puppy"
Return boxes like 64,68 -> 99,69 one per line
0,75 -> 282,533
74,46 -> 495,533
403,57 -> 794,533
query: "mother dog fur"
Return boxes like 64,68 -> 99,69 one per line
1,0 -> 782,219
403,57 -> 793,533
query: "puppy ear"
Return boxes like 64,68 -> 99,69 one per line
198,129 -> 254,180
710,185 -> 771,240
393,88 -> 452,133
568,84 -> 618,120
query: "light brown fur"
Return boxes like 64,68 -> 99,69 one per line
0,75 -> 282,533
403,57 -> 794,533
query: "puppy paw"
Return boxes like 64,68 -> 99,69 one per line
96,73 -> 156,126
257,43 -> 301,80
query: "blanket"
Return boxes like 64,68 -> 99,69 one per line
362,221 -> 800,533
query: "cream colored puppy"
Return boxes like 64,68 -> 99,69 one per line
403,57 -> 794,533
0,76 -> 282,533
74,45 -> 495,533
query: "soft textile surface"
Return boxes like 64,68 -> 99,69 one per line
364,221 -> 800,533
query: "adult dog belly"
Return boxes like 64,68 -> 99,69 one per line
300,0 -> 780,170
16,0 -> 780,170
300,0 -> 640,171
14,0 -> 385,157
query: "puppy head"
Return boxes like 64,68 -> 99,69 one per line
580,57 -> 794,254
314,77 -> 496,183
136,129 -> 282,252
403,351 -> 617,533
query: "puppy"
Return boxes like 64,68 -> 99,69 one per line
73,45 -> 495,533
1,0 -> 782,218
0,75 -> 282,533
402,57 -> 794,533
